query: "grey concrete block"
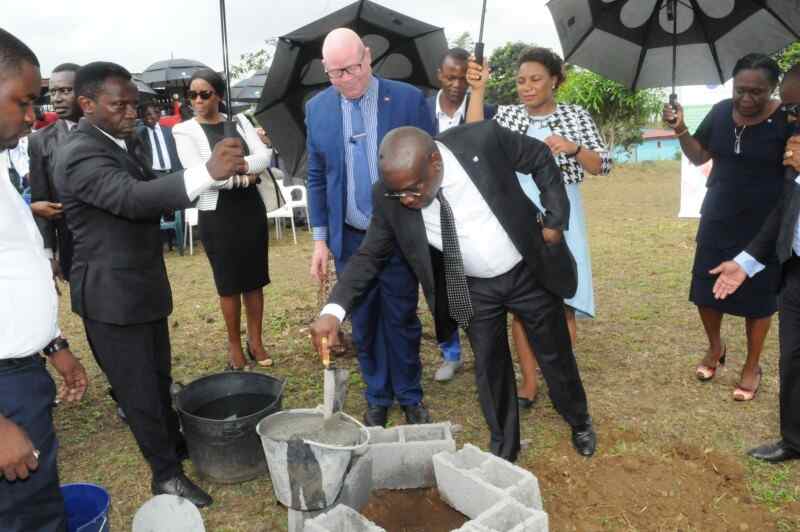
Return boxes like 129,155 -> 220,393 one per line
433,444 -> 543,519
468,499 -> 548,532
336,453 -> 373,511
365,422 -> 456,489
303,504 -> 385,532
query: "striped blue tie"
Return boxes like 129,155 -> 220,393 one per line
351,100 -> 372,218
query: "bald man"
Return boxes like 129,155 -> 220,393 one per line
311,123 -> 596,461
305,28 -> 436,427
712,65 -> 800,463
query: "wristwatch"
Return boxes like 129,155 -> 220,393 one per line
42,337 -> 69,357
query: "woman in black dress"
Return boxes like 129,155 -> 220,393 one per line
173,69 -> 272,370
664,54 -> 790,400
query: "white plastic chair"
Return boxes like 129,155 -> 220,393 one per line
265,169 -> 309,245
183,207 -> 199,255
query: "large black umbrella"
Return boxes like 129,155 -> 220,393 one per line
132,76 -> 158,100
140,58 -> 211,88
546,0 -> 800,92
254,0 -> 448,177
231,68 -> 268,103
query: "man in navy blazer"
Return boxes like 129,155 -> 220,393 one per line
306,28 -> 435,427
136,102 -> 182,175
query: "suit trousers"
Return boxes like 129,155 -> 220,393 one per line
335,226 -> 423,407
779,257 -> 800,451
466,261 -> 590,462
83,318 -> 182,482
0,356 -> 66,532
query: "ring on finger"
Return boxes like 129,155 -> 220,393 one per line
32,449 -> 40,460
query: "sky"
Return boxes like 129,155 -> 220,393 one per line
3,0 -> 563,77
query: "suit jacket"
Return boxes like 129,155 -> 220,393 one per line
135,123 -> 182,172
425,93 -> 496,133
328,120 -> 575,340
54,119 -> 193,325
746,168 -> 800,269
28,119 -> 71,250
305,76 -> 436,260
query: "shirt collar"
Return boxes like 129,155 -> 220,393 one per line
435,90 -> 467,121
64,119 -> 77,131
93,125 -> 127,151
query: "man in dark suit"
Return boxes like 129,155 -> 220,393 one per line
311,123 -> 595,461
136,102 -> 181,175
426,47 -> 497,382
712,65 -> 800,463
28,62 -> 81,281
55,61 -> 246,507
306,28 -> 436,427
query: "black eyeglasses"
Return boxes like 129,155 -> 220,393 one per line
784,103 -> 800,118
325,49 -> 366,80
188,90 -> 215,101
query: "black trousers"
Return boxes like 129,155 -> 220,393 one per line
0,356 -> 66,532
780,257 -> 800,451
83,317 -> 182,482
466,262 -> 590,462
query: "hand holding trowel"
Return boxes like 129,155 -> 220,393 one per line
317,330 -> 349,420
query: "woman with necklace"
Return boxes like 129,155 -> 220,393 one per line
173,69 -> 273,371
467,47 -> 612,408
664,53 -> 790,401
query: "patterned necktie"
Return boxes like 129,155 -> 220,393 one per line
437,189 -> 474,329
350,100 -> 372,218
150,127 -> 166,169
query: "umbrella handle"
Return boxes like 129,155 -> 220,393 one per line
224,120 -> 237,139
474,42 -> 485,67
666,93 -> 678,126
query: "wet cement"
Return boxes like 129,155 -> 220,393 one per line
261,411 -> 363,447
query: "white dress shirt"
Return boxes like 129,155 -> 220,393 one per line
435,90 -> 467,133
734,173 -> 800,277
0,154 -> 61,359
146,124 -> 173,171
93,125 -> 213,201
322,142 -> 523,322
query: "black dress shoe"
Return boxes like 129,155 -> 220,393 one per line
571,423 -> 597,457
363,405 -> 388,427
402,403 -> 431,424
747,440 -> 800,463
151,473 -> 213,508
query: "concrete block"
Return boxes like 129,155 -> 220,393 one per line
303,504 -> 385,532
468,499 -> 548,532
336,453 -> 373,511
433,444 -> 543,519
365,422 -> 455,489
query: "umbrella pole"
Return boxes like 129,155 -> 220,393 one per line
475,0 -> 488,65
219,0 -> 236,137
668,0 -> 678,121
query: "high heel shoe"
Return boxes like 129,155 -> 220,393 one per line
246,341 -> 273,368
696,344 -> 726,381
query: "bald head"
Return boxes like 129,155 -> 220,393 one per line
379,127 -> 442,209
322,27 -> 372,100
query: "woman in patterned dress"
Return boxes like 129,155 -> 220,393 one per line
467,47 -> 612,408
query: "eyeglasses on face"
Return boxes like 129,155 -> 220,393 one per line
325,49 -> 366,80
384,190 -> 423,199
188,90 -> 215,101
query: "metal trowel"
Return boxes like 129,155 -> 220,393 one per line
321,337 -> 349,420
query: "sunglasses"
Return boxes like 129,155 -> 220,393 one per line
188,90 -> 215,101
784,103 -> 800,118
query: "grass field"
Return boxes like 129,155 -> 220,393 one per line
53,160 -> 800,531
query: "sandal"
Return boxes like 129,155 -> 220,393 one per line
246,341 -> 273,368
733,367 -> 762,401
696,344 -> 726,381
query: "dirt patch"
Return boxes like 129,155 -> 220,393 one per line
360,488 -> 469,531
528,430 -> 773,531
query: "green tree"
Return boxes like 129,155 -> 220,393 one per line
449,31 -> 474,51
776,41 -> 800,72
231,38 -> 277,80
485,41 -> 534,105
557,68 -> 664,153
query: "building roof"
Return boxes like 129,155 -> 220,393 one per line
641,128 -> 677,141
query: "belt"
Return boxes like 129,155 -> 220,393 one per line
344,224 -> 367,235
0,353 -> 41,368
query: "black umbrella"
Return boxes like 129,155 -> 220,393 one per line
140,58 -> 211,88
132,76 -> 158,100
231,68 -> 269,103
546,0 -> 800,93
254,0 -> 448,177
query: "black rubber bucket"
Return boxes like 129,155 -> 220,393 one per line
174,371 -> 286,484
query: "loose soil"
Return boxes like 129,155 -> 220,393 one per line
360,488 -> 469,531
